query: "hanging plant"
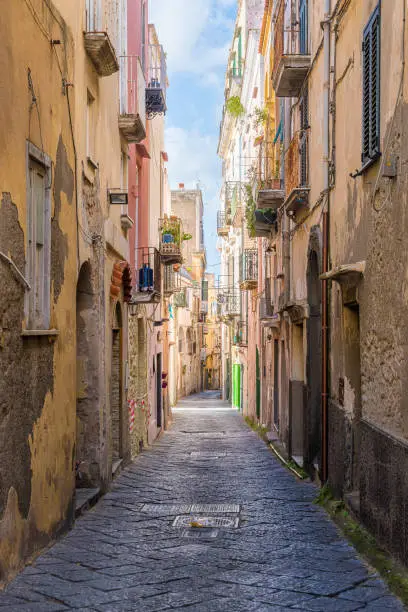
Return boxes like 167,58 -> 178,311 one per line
226,96 -> 245,118
244,183 -> 256,238
252,106 -> 268,128
182,233 -> 192,241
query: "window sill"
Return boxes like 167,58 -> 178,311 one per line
350,153 -> 381,178
22,329 -> 59,342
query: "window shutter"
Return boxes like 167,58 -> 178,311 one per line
362,5 -> 381,164
300,90 -> 309,186
201,280 -> 208,302
299,0 -> 308,55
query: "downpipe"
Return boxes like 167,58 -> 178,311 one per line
321,0 -> 331,484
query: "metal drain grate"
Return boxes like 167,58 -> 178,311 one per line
190,504 -> 240,513
173,515 -> 240,529
189,451 -> 227,458
140,503 -> 240,515
140,504 -> 192,515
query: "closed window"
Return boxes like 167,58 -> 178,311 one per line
299,89 -> 309,186
26,143 -> 51,329
362,5 -> 381,166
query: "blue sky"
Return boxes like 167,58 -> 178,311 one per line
149,0 -> 237,273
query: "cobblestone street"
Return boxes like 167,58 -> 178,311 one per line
0,393 -> 403,611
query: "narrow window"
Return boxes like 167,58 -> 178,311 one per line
26,143 -> 51,329
362,5 -> 381,166
299,89 -> 309,186
299,0 -> 308,54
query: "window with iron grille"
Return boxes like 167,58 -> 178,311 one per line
362,5 -> 381,166
299,89 -> 309,186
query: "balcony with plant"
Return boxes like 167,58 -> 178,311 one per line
256,140 -> 285,210
245,183 -> 277,239
158,217 -> 191,265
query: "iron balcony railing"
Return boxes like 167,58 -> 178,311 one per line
118,55 -> 146,142
133,247 -> 161,303
217,210 -> 231,236
240,249 -> 258,290
259,297 -> 275,319
174,289 -> 187,308
223,292 -> 240,317
233,321 -> 248,346
163,265 -> 181,295
274,0 -> 309,70
146,44 -> 167,117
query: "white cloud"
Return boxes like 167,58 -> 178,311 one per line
149,0 -> 233,76
165,125 -> 221,197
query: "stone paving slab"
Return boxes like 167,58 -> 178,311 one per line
0,392 -> 404,610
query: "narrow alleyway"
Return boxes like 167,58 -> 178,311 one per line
1,394 -> 403,612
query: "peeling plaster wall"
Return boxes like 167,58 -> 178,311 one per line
0,0 -> 76,582
327,0 -> 408,562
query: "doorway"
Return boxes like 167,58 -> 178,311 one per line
306,248 -> 322,472
111,303 -> 123,461
76,262 -> 100,487
156,352 -> 163,429
273,340 -> 279,429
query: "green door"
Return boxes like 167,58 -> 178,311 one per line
233,363 -> 241,410
256,347 -> 261,420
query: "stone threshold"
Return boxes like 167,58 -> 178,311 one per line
75,487 -> 101,518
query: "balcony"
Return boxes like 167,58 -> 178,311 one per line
240,249 -> 258,290
233,321 -> 248,347
217,210 -> 231,237
132,247 -> 161,304
174,289 -> 187,308
200,301 -> 209,314
119,56 -> 146,143
146,44 -> 167,118
84,32 -> 119,77
284,131 -> 310,218
163,265 -> 181,296
272,0 -> 311,97
259,297 -> 275,320
223,292 -> 240,318
159,217 -> 183,264
256,141 -> 285,210
254,209 -> 277,238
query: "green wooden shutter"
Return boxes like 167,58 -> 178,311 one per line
362,5 -> 381,165
256,347 -> 261,420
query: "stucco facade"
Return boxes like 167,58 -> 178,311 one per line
0,0 -> 152,582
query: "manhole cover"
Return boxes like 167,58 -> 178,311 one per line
181,528 -> 219,539
172,515 -> 240,529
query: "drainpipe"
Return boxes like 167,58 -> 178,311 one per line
321,0 -> 331,483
